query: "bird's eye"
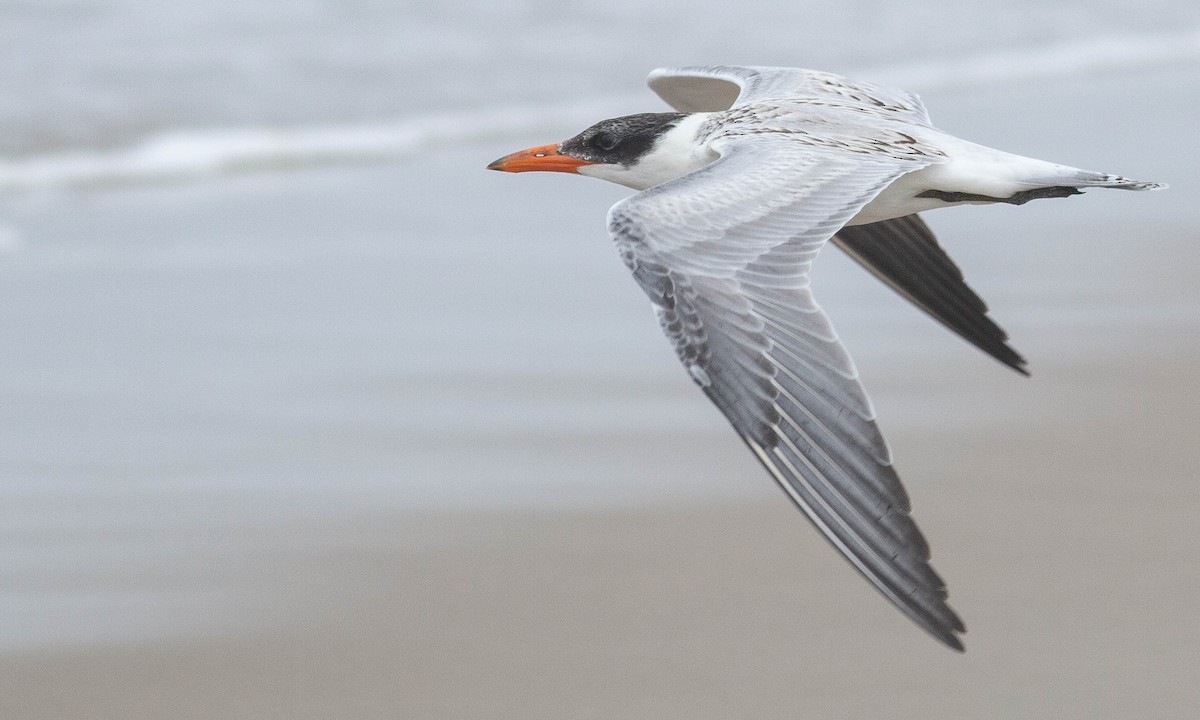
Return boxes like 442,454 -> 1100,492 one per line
592,131 -> 619,151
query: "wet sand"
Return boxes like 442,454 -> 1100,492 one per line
2,346 -> 1197,719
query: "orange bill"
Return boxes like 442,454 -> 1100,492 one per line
487,144 -> 596,173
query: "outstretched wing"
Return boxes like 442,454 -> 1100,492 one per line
834,215 -> 1028,374
647,65 -> 931,124
609,137 -> 965,650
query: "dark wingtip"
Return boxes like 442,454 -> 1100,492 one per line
833,216 -> 1033,377
920,621 -> 966,652
992,346 -> 1030,376
933,611 -> 967,652
1005,357 -> 1031,377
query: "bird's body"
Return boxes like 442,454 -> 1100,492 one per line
488,65 -> 1162,651
569,100 -> 1156,223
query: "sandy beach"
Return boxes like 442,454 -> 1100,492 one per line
2,4 -> 1199,718
2,343 -> 1197,719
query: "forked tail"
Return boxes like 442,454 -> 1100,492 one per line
918,165 -> 1165,207
1043,170 -> 1165,192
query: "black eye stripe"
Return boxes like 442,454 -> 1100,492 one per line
559,112 -> 685,165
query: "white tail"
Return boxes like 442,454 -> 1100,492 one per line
1049,170 -> 1166,191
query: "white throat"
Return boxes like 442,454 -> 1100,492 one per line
577,113 -> 717,190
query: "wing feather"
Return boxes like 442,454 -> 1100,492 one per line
648,65 -> 932,124
609,138 -> 965,649
833,215 -> 1029,374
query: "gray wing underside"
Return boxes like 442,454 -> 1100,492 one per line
834,216 -> 1028,374
648,65 -> 932,124
609,139 -> 965,650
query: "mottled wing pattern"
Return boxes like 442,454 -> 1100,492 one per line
648,65 -> 932,124
608,138 -> 965,649
650,66 -> 1026,374
834,215 -> 1028,374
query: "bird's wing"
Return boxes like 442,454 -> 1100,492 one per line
650,67 -> 1021,372
648,65 -> 931,124
609,137 -> 964,650
833,215 -> 1028,374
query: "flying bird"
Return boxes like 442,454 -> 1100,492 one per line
487,65 -> 1163,650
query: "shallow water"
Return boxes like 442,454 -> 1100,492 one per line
0,1 -> 1197,653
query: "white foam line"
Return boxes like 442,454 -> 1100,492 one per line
1,29 -> 1197,193
0,97 -> 635,194
877,28 -> 1200,91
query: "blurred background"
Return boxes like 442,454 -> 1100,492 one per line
1,1 -> 1197,718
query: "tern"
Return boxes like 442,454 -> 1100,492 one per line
487,65 -> 1163,650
